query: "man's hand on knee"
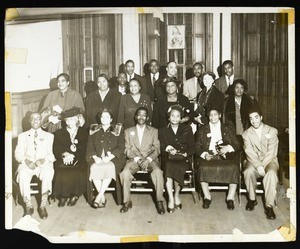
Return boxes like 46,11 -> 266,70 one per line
257,166 -> 265,177
35,158 -> 45,167
25,159 -> 36,170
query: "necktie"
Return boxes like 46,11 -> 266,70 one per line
197,77 -> 204,90
228,76 -> 231,86
129,75 -> 132,81
152,75 -> 156,86
34,130 -> 38,151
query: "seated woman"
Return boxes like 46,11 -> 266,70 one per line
223,79 -> 259,143
117,78 -> 152,129
158,105 -> 195,213
153,77 -> 192,129
52,107 -> 88,207
86,108 -> 125,208
194,72 -> 224,126
195,106 -> 241,210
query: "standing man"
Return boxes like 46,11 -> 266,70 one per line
154,61 -> 182,100
242,108 -> 279,219
214,60 -> 240,95
183,62 -> 204,101
119,107 -> 165,215
124,60 -> 146,94
15,112 -> 55,219
143,59 -> 162,102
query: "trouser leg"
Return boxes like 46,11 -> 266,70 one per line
149,162 -> 164,202
243,163 -> 258,201
263,162 -> 279,207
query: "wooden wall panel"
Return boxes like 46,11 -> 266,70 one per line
11,89 -> 50,138
231,13 -> 288,130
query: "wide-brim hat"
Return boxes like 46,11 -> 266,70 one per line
60,107 -> 83,120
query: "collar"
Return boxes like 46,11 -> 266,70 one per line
30,128 -> 42,135
99,88 -> 109,95
136,124 -> 146,131
151,72 -> 159,77
209,120 -> 221,130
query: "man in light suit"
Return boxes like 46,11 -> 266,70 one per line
214,60 -> 240,95
119,107 -> 165,214
15,112 -> 55,219
183,62 -> 204,101
124,59 -> 146,94
242,108 -> 279,219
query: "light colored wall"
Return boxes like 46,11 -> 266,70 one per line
5,20 -> 63,93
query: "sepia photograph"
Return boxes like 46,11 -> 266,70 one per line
4,7 -> 296,243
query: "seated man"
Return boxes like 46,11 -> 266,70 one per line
242,108 -> 279,219
14,112 -> 55,219
119,107 -> 165,214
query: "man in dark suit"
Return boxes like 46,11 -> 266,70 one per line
154,61 -> 182,100
124,59 -> 146,94
143,59 -> 163,102
112,72 -> 129,95
242,108 -> 279,219
119,107 -> 165,215
214,60 -> 240,95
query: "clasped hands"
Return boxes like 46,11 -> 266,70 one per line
137,158 -> 150,172
93,152 -> 114,164
25,158 -> 45,169
167,146 -> 187,157
205,145 -> 232,161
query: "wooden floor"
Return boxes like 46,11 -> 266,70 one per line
11,182 -> 290,239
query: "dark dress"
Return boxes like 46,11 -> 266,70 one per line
152,93 -> 192,129
194,122 -> 241,184
86,125 -> 125,205
194,85 -> 225,125
52,127 -> 88,198
85,89 -> 121,128
117,93 -> 152,129
159,124 -> 195,186
223,93 -> 259,134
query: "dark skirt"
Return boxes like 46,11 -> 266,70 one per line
161,155 -> 191,186
198,157 -> 239,184
52,164 -> 86,198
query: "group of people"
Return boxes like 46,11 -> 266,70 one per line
14,59 -> 279,221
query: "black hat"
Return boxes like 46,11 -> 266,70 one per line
60,107 -> 82,120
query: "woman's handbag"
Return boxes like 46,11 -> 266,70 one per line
168,152 -> 185,161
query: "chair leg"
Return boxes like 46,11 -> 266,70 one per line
191,191 -> 198,205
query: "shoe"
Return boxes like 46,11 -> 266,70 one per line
157,201 -> 165,215
91,201 -> 101,209
202,198 -> 211,209
23,206 -> 34,216
175,203 -> 182,210
245,199 -> 258,211
120,201 -> 132,213
226,200 -> 235,210
58,197 -> 67,207
99,199 -> 107,208
67,196 -> 79,206
265,206 -> 276,220
167,207 -> 175,213
37,207 -> 48,219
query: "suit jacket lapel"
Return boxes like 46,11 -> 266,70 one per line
260,124 -> 269,153
140,126 -> 150,147
131,127 -> 140,149
249,126 -> 262,151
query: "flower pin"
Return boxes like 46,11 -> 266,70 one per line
73,139 -> 78,144
207,133 -> 212,138
265,134 -> 271,139
130,131 -> 135,136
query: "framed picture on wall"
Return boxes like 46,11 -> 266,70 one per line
167,25 -> 185,49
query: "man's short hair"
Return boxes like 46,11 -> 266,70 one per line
193,62 -> 203,69
248,106 -> 262,117
134,106 -> 149,116
222,60 -> 233,67
125,60 -> 135,66
166,61 -> 177,67
149,59 -> 159,66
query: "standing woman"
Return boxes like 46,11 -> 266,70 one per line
86,108 -> 125,207
117,78 -> 152,129
153,77 -> 191,129
223,79 -> 259,142
52,107 -> 88,207
158,105 -> 195,213
40,73 -> 85,133
85,74 -> 121,128
194,72 -> 224,126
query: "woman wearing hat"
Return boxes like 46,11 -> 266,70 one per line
152,77 -> 192,129
158,105 -> 195,213
195,106 -> 241,210
194,72 -> 225,126
52,107 -> 88,207
86,108 -> 125,208
223,79 -> 259,142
